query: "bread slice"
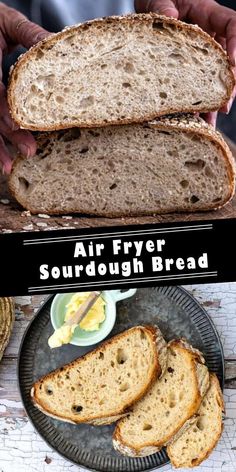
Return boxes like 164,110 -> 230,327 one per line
31,325 -> 167,425
167,373 -> 224,468
113,340 -> 210,457
8,14 -> 234,130
8,115 -> 235,216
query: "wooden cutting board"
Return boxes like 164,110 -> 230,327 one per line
1,135 -> 235,233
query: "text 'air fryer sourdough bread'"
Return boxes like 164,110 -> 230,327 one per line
8,14 -> 234,130
31,326 -> 167,425
9,116 -> 235,216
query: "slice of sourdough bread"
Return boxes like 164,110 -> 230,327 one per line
8,14 -> 234,130
31,326 -> 167,425
8,115 -> 235,216
167,373 -> 224,468
113,340 -> 210,457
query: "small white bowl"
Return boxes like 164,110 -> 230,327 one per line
50,289 -> 137,346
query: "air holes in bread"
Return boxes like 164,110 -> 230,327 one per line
140,330 -> 146,340
120,382 -> 129,392
79,146 -> 89,154
205,166 -> 214,178
167,367 -> 174,374
60,129 -> 81,142
55,96 -> 65,104
99,352 -> 104,360
117,348 -> 128,364
190,195 -> 200,203
196,418 -> 205,431
168,392 -> 176,408
169,53 -> 185,61
170,348 -> 177,357
35,49 -> 44,60
122,82 -> 131,88
184,159 -> 206,171
180,180 -> 189,188
143,423 -> 152,430
79,96 -> 94,108
45,386 -> 53,395
124,62 -> 135,73
192,100 -> 202,106
152,22 -> 165,31
19,177 -> 30,192
160,92 -> 167,99
110,183 -> 117,190
72,405 -> 83,413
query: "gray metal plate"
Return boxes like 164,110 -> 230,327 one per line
18,286 -> 224,472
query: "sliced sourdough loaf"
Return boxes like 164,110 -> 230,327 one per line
8,115 -> 235,216
167,373 -> 224,468
113,340 -> 210,457
31,326 -> 167,425
8,14 -> 234,130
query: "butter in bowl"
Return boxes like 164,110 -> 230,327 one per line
49,289 -> 137,347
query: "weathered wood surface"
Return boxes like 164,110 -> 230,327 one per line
1,135 -> 236,233
0,284 -> 235,471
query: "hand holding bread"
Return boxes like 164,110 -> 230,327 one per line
135,0 -> 236,126
0,2 -> 50,174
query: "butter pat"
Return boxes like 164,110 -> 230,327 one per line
48,324 -> 77,348
65,292 -> 105,332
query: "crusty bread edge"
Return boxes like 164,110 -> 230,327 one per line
7,13 -> 235,131
31,325 -> 165,424
8,115 -> 236,216
113,339 -> 209,457
167,373 -> 224,468
0,298 -> 15,362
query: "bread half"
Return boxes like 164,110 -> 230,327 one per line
31,326 -> 167,425
8,14 -> 234,130
167,373 -> 224,468
113,340 -> 210,457
9,115 -> 235,216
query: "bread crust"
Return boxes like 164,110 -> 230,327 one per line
31,325 -> 165,424
7,13 -> 235,130
8,115 -> 236,216
167,373 -> 224,468
0,298 -> 15,362
113,339 -> 209,457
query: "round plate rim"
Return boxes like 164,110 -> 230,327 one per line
17,286 -> 224,472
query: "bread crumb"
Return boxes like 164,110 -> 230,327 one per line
38,214 -> 51,219
36,222 -> 48,227
21,210 -> 32,217
22,224 -> 34,230
0,199 -> 10,205
62,215 -> 73,219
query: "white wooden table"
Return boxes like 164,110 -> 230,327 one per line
0,283 -> 235,472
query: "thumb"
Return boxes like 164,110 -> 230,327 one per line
135,0 -> 179,19
13,20 -> 51,49
2,5 -> 51,49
